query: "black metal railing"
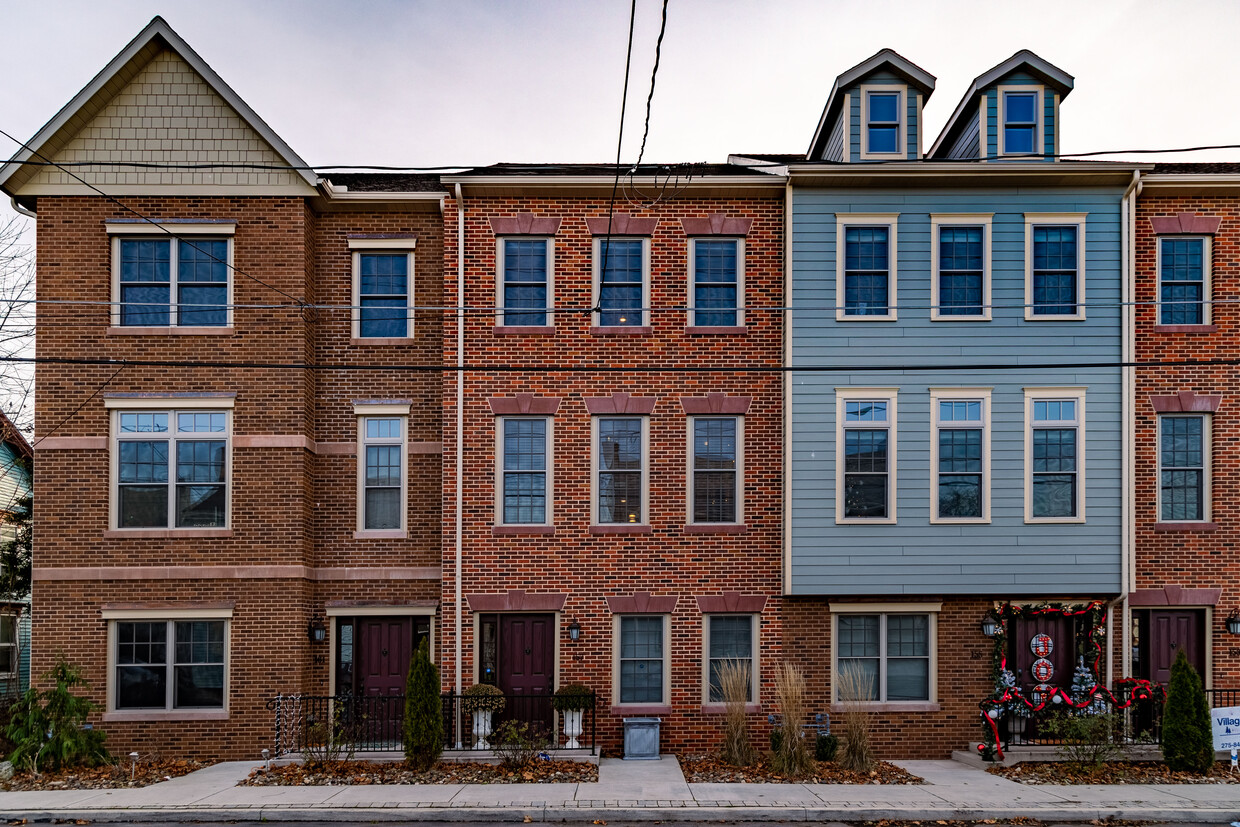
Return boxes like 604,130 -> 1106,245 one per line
267,691 -> 596,757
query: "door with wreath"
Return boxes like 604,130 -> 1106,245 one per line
1008,613 -> 1076,743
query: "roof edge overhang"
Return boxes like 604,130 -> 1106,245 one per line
1139,173 -> 1240,195
313,180 -> 446,212
786,161 -> 1146,188
442,174 -> 787,198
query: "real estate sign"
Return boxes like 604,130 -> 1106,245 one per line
1213,706 -> 1240,752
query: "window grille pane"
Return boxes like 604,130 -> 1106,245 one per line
694,240 -> 738,326
837,615 -> 879,658
845,401 -> 887,422
1032,226 -> 1077,314
173,621 -> 224,708
1033,429 -> 1076,472
503,240 -> 548,326
844,227 -> 889,315
598,239 -> 643,326
503,473 -> 546,524
120,239 -> 170,283
120,413 -> 168,433
116,621 -> 168,709
886,615 -> 928,657
598,472 -> 641,523
366,445 -> 402,487
1160,416 -> 1204,521
177,412 -> 225,433
1159,238 -> 1205,325
119,441 -> 169,483
868,93 -> 899,123
358,254 -> 409,337
365,418 -> 401,440
120,285 -> 170,326
938,226 -> 984,315
177,239 -> 228,326
176,440 -> 225,483
504,420 -> 546,471
844,430 -> 887,472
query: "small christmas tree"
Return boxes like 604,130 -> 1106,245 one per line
1160,648 -> 1213,773
403,638 -> 443,771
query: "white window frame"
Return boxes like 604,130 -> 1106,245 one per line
687,237 -> 745,328
349,238 -> 415,340
612,613 -> 670,707
495,236 -> 555,328
835,387 -> 898,525
930,214 -> 993,321
835,214 -> 898,321
495,415 -> 554,527
0,613 -> 17,679
859,84 -> 906,160
829,602 -> 939,706
687,415 -> 743,526
1024,213 -> 1087,321
930,388 -> 992,524
591,415 -> 650,527
355,402 -> 409,537
106,397 -> 233,532
108,222 -> 236,329
1024,387 -> 1086,523
103,606 -> 232,720
1157,413 -> 1211,524
701,613 -> 759,705
1156,235 -> 1212,326
592,236 -> 651,328
998,85 -> 1043,157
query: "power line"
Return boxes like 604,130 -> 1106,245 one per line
29,363 -> 124,446
630,0 -> 670,173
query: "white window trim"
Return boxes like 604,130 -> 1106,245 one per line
1024,387 -> 1086,524
686,415 -> 744,526
930,214 -> 993,321
0,614 -> 18,679
356,410 -> 408,537
701,613 -> 760,705
591,414 -> 651,527
592,236 -> 651,328
612,613 -> 671,707
998,85 -> 1044,157
1157,413 -> 1212,524
1024,213 -> 1087,321
835,214 -> 899,321
835,387 -> 898,525
109,228 -> 235,329
109,404 -> 233,531
829,603 -> 938,706
929,388 -> 992,524
495,415 -> 554,527
349,238 -> 415,340
687,237 -> 746,328
1156,235 -> 1212,326
495,236 -> 555,328
859,84 -> 906,160
104,610 -> 232,719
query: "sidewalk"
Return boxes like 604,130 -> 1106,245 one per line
0,754 -> 1237,823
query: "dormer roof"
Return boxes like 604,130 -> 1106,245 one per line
807,49 -> 936,160
928,49 -> 1074,159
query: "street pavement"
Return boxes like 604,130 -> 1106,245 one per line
0,754 -> 1237,823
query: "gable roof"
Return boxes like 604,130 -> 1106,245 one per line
0,16 -> 316,198
0,413 -> 30,463
928,49 -> 1074,159
807,48 -> 936,160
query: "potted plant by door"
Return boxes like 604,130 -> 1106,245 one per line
462,683 -> 506,749
552,684 -> 593,749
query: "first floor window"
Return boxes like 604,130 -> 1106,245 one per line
500,238 -> 550,326
596,416 -> 645,524
839,394 -> 894,520
619,615 -> 664,704
596,238 -> 646,326
501,417 -> 548,524
116,409 -> 228,528
117,236 -> 229,327
361,416 -> 404,530
691,238 -> 740,326
1159,237 -> 1207,325
115,619 -> 225,710
706,615 -> 754,702
836,613 -> 929,702
691,416 -> 738,523
1160,415 -> 1206,521
1028,393 -> 1082,520
358,252 -> 411,337
935,397 -> 986,520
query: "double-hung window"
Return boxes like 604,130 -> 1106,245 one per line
931,216 -> 991,319
595,237 -> 648,328
499,417 -> 550,525
837,215 -> 897,320
594,417 -> 647,524
0,614 -> 16,679
113,405 -> 229,529
1159,415 -> 1207,522
1026,389 -> 1085,521
932,390 -> 990,522
705,615 -> 756,703
498,238 -> 552,327
617,615 -> 666,705
833,608 -> 935,703
836,389 -> 896,522
358,413 -> 405,532
1025,214 -> 1086,320
1001,89 -> 1039,156
110,223 -> 233,328
107,609 -> 230,715
862,86 -> 904,158
350,238 -> 415,339
1158,237 -> 1208,326
689,416 -> 740,525
689,238 -> 743,327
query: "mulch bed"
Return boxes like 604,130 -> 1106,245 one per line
679,754 -> 922,784
241,759 -> 598,786
988,760 -> 1240,785
0,759 -> 215,791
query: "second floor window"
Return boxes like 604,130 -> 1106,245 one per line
1029,396 -> 1081,520
935,398 -> 985,520
843,226 -> 891,317
690,239 -> 741,326
596,238 -> 646,327
937,226 -> 984,316
1159,237 -> 1207,325
501,418 -> 548,525
1031,225 -> 1078,316
500,238 -> 550,327
596,417 -> 645,524
119,237 -> 229,327
358,253 -> 410,337
1159,415 -> 1206,522
840,396 -> 893,520
116,409 -> 228,529
691,416 -> 738,524
361,416 -> 404,530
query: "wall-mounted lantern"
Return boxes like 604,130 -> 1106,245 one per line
980,616 -> 1001,638
307,613 -> 327,643
567,619 -> 582,642
1226,609 -> 1240,637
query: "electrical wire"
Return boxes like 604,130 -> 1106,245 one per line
630,0 -> 669,174
29,363 -> 124,446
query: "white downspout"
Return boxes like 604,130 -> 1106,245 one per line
454,183 -> 465,744
1117,168 -> 1141,685
9,197 -> 35,219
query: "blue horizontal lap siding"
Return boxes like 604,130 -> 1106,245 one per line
1044,89 -> 1055,158
789,187 -> 1124,596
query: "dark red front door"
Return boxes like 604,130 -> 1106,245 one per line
1149,609 -> 1204,685
498,614 -> 554,734
359,617 -> 413,697
1011,614 -> 1074,698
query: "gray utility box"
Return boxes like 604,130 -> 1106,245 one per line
622,717 -> 661,760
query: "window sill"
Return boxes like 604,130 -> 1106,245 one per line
108,326 -> 234,336
1023,517 -> 1086,525
1154,324 -> 1217,334
1024,314 -> 1086,322
830,702 -> 939,713
350,337 -> 413,346
493,326 -> 555,335
835,517 -> 896,526
353,529 -> 408,539
104,528 -> 232,539
686,326 -> 746,335
1154,521 -> 1218,532
590,524 -> 652,535
492,525 -> 555,536
683,524 -> 747,535
103,710 -> 229,722
929,315 -> 991,322
609,704 -> 671,715
700,702 -> 762,715
837,315 -> 897,322
591,326 -> 652,336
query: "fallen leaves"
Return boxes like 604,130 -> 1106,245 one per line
242,758 -> 599,786
988,760 -> 1239,785
0,759 -> 215,792
679,754 -> 922,784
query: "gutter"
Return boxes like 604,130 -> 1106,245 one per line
454,182 -> 465,745
8,196 -> 35,218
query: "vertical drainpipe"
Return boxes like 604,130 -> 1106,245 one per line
782,176 -> 793,598
1115,168 -> 1142,686
454,184 -> 465,729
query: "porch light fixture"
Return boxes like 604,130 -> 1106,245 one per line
1226,609 -> 1240,637
980,615 -> 1001,638
567,619 -> 582,642
307,613 -> 327,643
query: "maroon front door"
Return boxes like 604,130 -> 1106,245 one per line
1009,614 -> 1075,742
497,614 -> 555,734
1148,609 -> 1205,685
359,617 -> 413,697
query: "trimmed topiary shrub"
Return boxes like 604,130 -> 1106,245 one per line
403,638 -> 443,771
1161,648 -> 1213,773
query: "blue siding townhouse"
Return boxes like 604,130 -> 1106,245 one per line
736,50 -> 1145,756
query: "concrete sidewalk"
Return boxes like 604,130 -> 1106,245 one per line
0,755 -> 1237,823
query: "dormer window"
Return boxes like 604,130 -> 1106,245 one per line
1001,90 -> 1039,155
861,86 -> 905,159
